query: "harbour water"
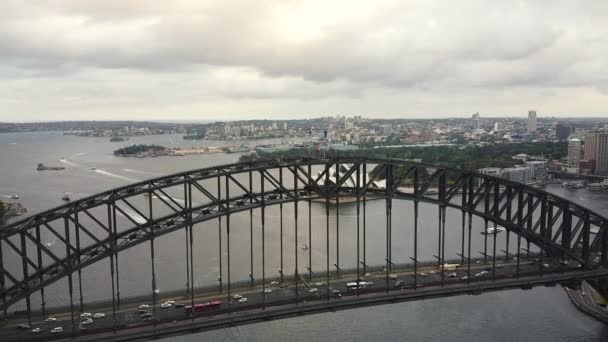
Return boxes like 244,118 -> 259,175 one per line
1,132 -> 607,341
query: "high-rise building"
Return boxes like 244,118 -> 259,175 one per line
527,110 -> 537,132
493,122 -> 504,131
595,133 -> 608,175
585,132 -> 598,162
472,113 -> 480,130
567,138 -> 581,172
382,125 -> 393,136
224,124 -> 231,136
555,123 -> 571,140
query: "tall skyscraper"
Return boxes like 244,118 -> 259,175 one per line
595,133 -> 608,175
567,138 -> 581,172
527,110 -> 537,132
472,113 -> 480,130
585,132 -> 598,161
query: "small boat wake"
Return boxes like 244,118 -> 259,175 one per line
59,159 -> 78,167
94,169 -> 139,182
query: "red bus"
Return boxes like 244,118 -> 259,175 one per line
185,301 -> 222,313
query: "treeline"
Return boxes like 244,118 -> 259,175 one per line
239,142 -> 567,180
113,144 -> 166,155
0,200 -> 5,222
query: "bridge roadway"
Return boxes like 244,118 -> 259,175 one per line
0,255 -> 601,342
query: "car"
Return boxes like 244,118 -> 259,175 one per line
389,274 -> 398,279
80,312 -> 92,318
31,327 -> 42,333
560,260 -> 569,266
479,270 -> 489,275
164,300 -> 175,305
138,309 -> 150,314
270,281 -> 279,285
50,327 -> 63,334
418,272 -> 428,277
331,289 -> 342,296
308,288 -> 319,293
140,313 -> 153,319
429,271 -> 437,275
542,263 -> 550,268
81,319 -> 93,326
233,294 -> 243,299
17,324 -> 31,330
138,304 -> 150,309
174,303 -> 185,308
161,302 -> 172,308
475,272 -> 483,277
93,313 -> 105,319
264,289 -> 273,294
449,272 -> 457,278
314,282 -> 324,286
461,275 -> 469,280
393,280 -> 405,287
238,297 -> 248,303
45,317 -> 57,322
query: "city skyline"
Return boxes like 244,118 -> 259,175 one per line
1,1 -> 608,121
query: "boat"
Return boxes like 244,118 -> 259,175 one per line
481,226 -> 506,235
62,193 -> 71,201
562,181 -> 584,189
227,144 -> 251,153
10,194 -> 19,200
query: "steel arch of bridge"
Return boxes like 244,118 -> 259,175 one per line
1,157 -> 608,330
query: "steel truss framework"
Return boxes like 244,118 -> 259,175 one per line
1,158 -> 608,329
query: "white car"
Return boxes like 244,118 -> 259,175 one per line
418,272 -> 428,277
449,272 -> 457,278
270,281 -> 279,285
164,300 -> 175,305
81,319 -> 93,326
138,304 -> 150,309
80,312 -> 92,318
238,297 -> 248,303
93,313 -> 105,319
308,288 -> 319,293
389,274 -> 398,279
45,317 -> 57,322
50,327 -> 64,334
264,289 -> 272,294
461,275 -> 469,280
161,302 -> 172,308
31,327 -> 42,333
314,282 -> 324,286
233,294 -> 243,299
542,263 -> 550,268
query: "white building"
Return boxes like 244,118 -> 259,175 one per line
528,110 -> 537,132
567,138 -> 581,173
472,113 -> 480,130
493,122 -> 504,131
224,124 -> 231,136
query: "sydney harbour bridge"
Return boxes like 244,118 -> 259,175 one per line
1,158 -> 608,341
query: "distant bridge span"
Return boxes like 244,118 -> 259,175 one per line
1,158 -> 608,340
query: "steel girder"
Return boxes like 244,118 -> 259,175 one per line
1,158 -> 607,314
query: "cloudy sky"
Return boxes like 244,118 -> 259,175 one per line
1,0 -> 607,122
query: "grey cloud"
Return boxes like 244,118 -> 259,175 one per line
0,0 -> 607,120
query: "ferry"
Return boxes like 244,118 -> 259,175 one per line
587,180 -> 608,191
62,193 -> 71,201
481,226 -> 506,235
10,194 -> 19,200
561,181 -> 584,189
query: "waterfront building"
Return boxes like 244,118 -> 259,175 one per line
595,133 -> 608,175
525,161 -> 548,181
567,138 -> 581,173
